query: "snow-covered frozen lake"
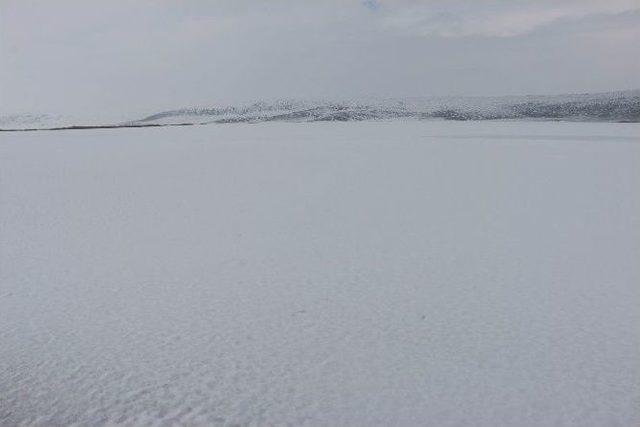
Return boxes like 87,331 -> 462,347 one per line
1,121 -> 639,426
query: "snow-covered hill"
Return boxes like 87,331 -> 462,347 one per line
2,90 -> 639,131
131,90 -> 640,126
0,113 -> 69,130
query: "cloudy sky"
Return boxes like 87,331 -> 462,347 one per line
1,0 -> 639,117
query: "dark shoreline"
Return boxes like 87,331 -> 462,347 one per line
0,122 -> 197,133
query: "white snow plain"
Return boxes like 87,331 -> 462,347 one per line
1,121 -> 639,426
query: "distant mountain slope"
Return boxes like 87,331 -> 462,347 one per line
0,113 -> 68,130
131,90 -> 640,126
2,90 -> 639,131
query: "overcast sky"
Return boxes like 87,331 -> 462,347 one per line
1,0 -> 639,117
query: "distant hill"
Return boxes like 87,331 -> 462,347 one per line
130,90 -> 640,126
2,90 -> 639,131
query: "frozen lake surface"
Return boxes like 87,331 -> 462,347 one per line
1,121 -> 639,426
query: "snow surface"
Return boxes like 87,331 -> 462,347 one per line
1,121 -> 639,426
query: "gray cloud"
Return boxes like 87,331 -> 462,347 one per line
1,0 -> 639,118
375,0 -> 640,38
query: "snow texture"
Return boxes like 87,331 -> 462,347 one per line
1,121 -> 639,426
